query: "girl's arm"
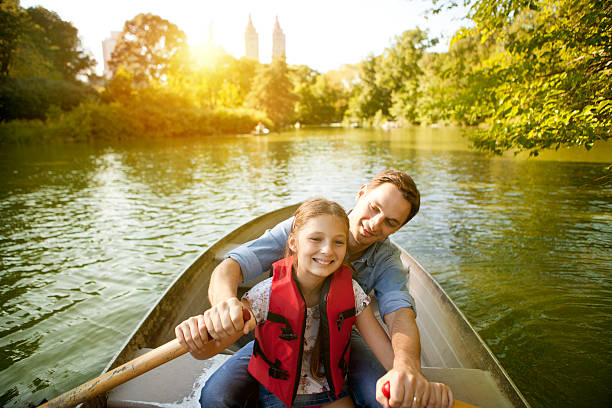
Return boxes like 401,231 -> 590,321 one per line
355,304 -> 394,370
175,299 -> 255,360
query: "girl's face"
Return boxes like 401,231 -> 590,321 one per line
288,214 -> 348,281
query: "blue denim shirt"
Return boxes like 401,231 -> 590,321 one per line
227,217 -> 416,319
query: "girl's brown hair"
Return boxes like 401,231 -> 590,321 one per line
285,197 -> 350,380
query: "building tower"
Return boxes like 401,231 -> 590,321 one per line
102,31 -> 120,79
272,16 -> 286,59
244,14 -> 259,61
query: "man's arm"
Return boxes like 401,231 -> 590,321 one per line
385,307 -> 422,373
369,245 -> 452,407
380,308 -> 452,408
203,258 -> 253,342
203,218 -> 293,342
209,257 -> 243,306
382,308 -> 430,406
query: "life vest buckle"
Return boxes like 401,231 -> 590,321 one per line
279,326 -> 298,340
269,359 -> 289,380
336,314 -> 345,331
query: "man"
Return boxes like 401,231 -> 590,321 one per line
194,170 -> 453,407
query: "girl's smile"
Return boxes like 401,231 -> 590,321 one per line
288,214 -> 348,284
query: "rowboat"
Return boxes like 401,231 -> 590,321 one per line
79,204 -> 530,408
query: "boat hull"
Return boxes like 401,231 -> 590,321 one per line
83,204 -> 529,407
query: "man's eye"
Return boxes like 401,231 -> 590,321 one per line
335,240 -> 346,245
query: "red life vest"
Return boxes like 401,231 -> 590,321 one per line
248,256 -> 356,407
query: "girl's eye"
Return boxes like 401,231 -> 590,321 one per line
310,237 -> 321,242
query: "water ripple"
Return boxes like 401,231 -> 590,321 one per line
0,130 -> 610,408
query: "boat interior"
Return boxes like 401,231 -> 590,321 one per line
98,205 -> 528,408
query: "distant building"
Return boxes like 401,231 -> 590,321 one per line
102,31 -> 120,79
244,14 -> 259,61
272,16 -> 286,59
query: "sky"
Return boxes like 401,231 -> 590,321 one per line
20,0 -> 470,75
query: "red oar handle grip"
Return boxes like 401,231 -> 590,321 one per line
243,308 -> 251,322
383,381 -> 391,398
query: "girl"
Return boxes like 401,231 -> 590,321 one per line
176,198 -> 395,407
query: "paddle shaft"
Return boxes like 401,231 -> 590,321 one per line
382,381 -> 479,408
39,309 -> 251,408
38,338 -> 188,408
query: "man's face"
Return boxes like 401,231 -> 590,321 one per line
348,183 -> 412,249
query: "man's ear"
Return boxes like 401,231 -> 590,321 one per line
288,233 -> 297,253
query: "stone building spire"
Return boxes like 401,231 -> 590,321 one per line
272,15 -> 286,59
244,14 -> 259,61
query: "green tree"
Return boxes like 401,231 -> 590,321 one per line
383,29 -> 437,124
347,55 -> 391,122
438,0 -> 611,155
246,57 -> 297,127
0,4 -> 96,121
0,0 -> 25,76
1,4 -> 94,81
23,7 -> 95,80
109,13 -> 187,84
166,48 -> 260,109
294,74 -> 347,124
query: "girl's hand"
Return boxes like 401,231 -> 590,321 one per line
175,315 -> 211,360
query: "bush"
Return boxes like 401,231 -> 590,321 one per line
0,77 -> 98,121
0,119 -> 48,144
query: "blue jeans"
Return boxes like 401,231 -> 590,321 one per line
259,383 -> 350,408
200,332 -> 385,408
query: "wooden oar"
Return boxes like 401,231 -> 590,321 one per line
39,309 -> 251,408
382,380 -> 479,408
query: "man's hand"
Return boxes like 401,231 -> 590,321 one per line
377,375 -> 454,408
203,296 -> 255,344
427,382 -> 454,408
375,364 -> 430,407
176,307 -> 254,359
205,258 -> 255,343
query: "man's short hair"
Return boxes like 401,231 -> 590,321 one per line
367,170 -> 420,224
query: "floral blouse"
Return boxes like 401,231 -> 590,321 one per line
243,278 -> 371,394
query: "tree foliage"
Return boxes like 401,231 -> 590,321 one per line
1,3 -> 94,80
109,13 -> 187,84
247,57 -> 297,127
0,0 -> 25,76
0,3 -> 96,122
22,6 -> 95,80
347,29 -> 436,124
166,48 -> 259,109
440,0 -> 611,155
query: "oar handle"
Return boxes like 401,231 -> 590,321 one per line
39,309 -> 251,408
382,381 -> 479,408
38,339 -> 188,408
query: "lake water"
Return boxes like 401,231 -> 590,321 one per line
0,127 -> 610,407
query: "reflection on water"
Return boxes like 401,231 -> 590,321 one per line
0,128 -> 610,407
